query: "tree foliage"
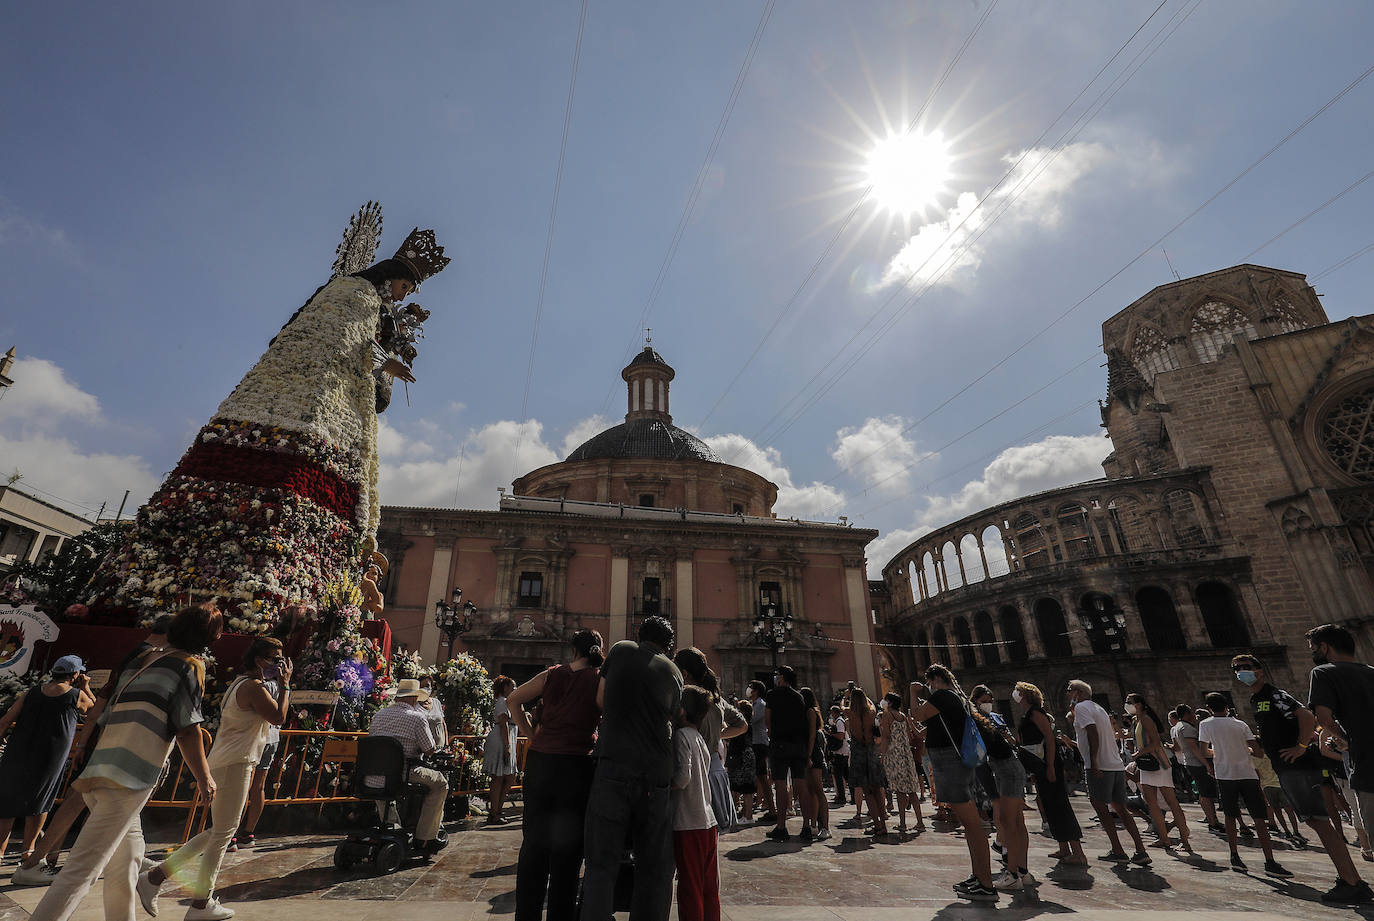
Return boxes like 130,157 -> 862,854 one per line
6,523 -> 128,616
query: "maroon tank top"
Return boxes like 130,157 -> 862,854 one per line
529,663 -> 601,756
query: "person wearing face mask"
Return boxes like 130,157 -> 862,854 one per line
1013,682 -> 1084,866
1234,652 -> 1371,903
1066,679 -> 1150,866
1169,704 -> 1225,834
1306,623 -> 1374,867
1124,693 -> 1191,852
969,686 -> 1033,890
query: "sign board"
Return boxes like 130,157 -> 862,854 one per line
0,605 -> 60,676
291,690 -> 340,706
86,669 -> 113,692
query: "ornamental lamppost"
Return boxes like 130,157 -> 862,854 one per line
434,587 -> 478,662
753,593 -> 793,673
1075,594 -> 1128,709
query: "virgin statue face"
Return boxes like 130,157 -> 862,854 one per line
387,278 -> 416,301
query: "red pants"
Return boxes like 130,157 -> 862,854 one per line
673,827 -> 720,921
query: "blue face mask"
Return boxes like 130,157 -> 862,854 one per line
1235,670 -> 1258,686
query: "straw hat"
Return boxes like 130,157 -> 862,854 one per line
392,678 -> 429,702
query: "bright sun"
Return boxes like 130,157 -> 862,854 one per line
865,130 -> 952,217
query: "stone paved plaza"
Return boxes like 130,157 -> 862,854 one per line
4,797 -> 1373,921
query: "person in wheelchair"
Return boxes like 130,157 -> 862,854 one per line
367,679 -> 448,852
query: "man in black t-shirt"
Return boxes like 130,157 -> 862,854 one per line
581,617 -> 683,921
1307,626 -> 1374,825
764,665 -> 808,841
1233,652 -> 1370,904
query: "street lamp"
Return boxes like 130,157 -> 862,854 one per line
434,587 -> 478,662
1075,594 -> 1128,708
753,594 -> 793,672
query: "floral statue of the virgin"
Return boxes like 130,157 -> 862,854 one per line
86,204 -> 449,633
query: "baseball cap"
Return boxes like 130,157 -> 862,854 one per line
52,654 -> 86,676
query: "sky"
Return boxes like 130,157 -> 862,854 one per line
3,1 -> 1373,577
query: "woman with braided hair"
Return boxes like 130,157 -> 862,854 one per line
911,664 -> 997,903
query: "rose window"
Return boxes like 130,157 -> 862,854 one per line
1322,388 -> 1374,482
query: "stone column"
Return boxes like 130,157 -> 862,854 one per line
609,555 -> 630,645
1019,601 -> 1045,659
976,536 -> 990,580
675,556 -> 695,651
842,559 -> 878,693
1062,594 -> 1092,656
954,545 -> 969,586
1114,596 -> 1143,651
1171,580 -> 1209,646
421,539 -> 454,665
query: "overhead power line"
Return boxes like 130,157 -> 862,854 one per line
598,0 -> 778,417
1241,165 -> 1374,262
696,0 -> 1002,431
733,0 -> 1191,457
513,0 -> 590,477
1313,240 -> 1374,281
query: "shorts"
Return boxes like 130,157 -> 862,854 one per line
1262,785 -> 1288,812
989,755 -> 1026,799
809,735 -> 825,771
927,746 -> 974,805
753,744 -> 771,779
1277,769 -> 1331,821
1086,769 -> 1130,805
1186,762 -> 1218,799
257,741 -> 278,772
769,743 -> 809,784
1218,777 -> 1268,821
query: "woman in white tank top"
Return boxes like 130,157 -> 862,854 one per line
139,638 -> 293,921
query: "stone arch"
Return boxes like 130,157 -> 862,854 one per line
1057,503 -> 1094,559
952,616 -> 976,669
1163,488 -> 1209,546
1034,597 -> 1073,659
998,605 -> 1029,663
1078,592 -> 1124,655
1013,512 -> 1049,569
1195,581 -> 1251,647
1129,322 -> 1178,384
932,622 -> 949,666
982,525 -> 1012,577
942,540 -> 963,589
923,551 -> 941,597
960,533 -> 986,583
1136,585 -> 1186,651
973,610 -> 999,666
1190,299 -> 1258,362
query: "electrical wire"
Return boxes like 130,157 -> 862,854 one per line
1313,240 -> 1374,281
734,0 -> 1194,457
695,0 -> 1002,430
1241,165 -> 1374,262
598,0 -> 778,417
513,0 -> 590,477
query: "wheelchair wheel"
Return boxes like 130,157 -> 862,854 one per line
333,843 -> 354,871
374,840 -> 404,874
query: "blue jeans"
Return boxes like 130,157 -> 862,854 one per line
580,760 -> 674,921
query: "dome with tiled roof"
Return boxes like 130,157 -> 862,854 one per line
564,347 -> 719,462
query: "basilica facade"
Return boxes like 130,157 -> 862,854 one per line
877,264 -> 1374,713
379,347 -> 880,699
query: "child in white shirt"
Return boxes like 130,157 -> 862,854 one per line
673,686 -> 719,921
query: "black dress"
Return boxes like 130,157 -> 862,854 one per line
1019,705 -> 1081,843
0,686 -> 80,817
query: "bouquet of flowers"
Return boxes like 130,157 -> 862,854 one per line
295,576 -> 387,730
431,653 -> 493,739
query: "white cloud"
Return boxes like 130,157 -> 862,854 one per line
379,419 -> 562,509
704,433 -> 847,520
880,140 -> 1113,290
831,415 -> 928,494
1,357 -> 101,428
863,433 -> 1107,576
560,414 -> 609,458
0,206 -> 80,265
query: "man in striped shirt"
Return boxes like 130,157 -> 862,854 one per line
32,605 -> 219,921
368,679 -> 448,851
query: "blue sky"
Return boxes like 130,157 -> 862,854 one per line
3,1 -> 1372,574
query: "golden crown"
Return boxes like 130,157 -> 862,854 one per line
392,227 -> 451,285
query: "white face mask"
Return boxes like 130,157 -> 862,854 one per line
1128,703 -> 1140,715
1012,689 -> 1023,704
979,702 -> 994,714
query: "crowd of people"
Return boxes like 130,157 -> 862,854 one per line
3,609 -> 1373,919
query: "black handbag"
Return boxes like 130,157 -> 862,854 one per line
1015,745 -> 1047,777
1135,752 -> 1162,772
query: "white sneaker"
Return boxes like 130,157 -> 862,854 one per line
185,899 -> 235,921
992,870 -> 1023,891
136,870 -> 161,916
12,863 -> 59,886
1020,871 -> 1040,888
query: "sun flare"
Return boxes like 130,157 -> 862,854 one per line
865,131 -> 953,217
